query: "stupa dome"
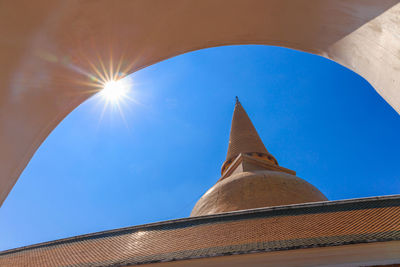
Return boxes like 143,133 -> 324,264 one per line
191,170 -> 327,216
191,98 -> 327,217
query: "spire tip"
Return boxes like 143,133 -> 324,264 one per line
235,96 -> 239,103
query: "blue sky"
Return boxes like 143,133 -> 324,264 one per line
1,45 -> 400,251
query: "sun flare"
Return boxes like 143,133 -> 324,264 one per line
100,79 -> 130,103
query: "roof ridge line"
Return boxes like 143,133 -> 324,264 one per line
2,194 -> 400,255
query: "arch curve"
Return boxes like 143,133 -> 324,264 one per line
1,0 -> 399,206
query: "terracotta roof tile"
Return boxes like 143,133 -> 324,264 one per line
1,196 -> 400,266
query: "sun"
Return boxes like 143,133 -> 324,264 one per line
100,79 -> 130,103
94,76 -> 135,124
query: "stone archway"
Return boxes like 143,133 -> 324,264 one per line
1,0 -> 399,206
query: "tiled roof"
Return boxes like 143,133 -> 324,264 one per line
1,195 -> 400,266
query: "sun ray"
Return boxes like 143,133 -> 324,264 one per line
113,53 -> 125,81
56,43 -> 137,127
86,59 -> 108,84
108,51 -> 114,84
116,100 -> 131,130
96,52 -> 110,82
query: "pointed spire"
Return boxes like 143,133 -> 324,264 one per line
221,98 -> 277,174
226,97 -> 268,159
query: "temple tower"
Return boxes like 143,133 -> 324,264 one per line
191,98 -> 327,216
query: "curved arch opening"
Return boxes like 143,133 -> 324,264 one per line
1,45 -> 400,251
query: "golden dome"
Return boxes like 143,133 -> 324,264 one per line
191,98 -> 327,217
191,170 -> 327,216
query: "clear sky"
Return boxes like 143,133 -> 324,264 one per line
1,45 -> 400,251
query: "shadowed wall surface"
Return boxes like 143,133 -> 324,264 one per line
1,0 -> 400,206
